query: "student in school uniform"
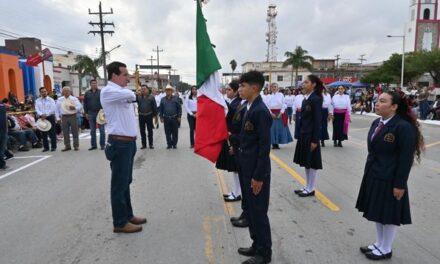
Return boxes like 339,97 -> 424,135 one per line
266,83 -> 292,149
320,87 -> 333,147
216,80 -> 242,203
237,71 -> 272,264
293,75 -> 323,197
284,89 -> 295,124
293,88 -> 305,140
331,86 -> 351,147
355,91 -> 424,261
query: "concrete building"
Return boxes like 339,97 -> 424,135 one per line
4,38 -> 41,57
0,49 -> 25,101
406,0 -> 440,52
241,61 -> 312,88
53,52 -> 81,96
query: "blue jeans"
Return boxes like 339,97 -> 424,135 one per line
89,112 -> 105,148
0,130 -> 6,168
105,139 -> 137,227
164,117 -> 179,147
8,130 -> 38,146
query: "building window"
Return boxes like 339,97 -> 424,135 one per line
264,75 -> 269,82
424,8 -> 430,20
297,75 -> 303,81
277,75 -> 283,82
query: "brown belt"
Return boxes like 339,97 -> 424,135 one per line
108,134 -> 137,142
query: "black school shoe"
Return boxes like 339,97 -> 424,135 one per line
360,244 -> 377,254
298,190 -> 315,197
365,250 -> 392,260
294,188 -> 305,195
232,218 -> 249,228
242,255 -> 271,264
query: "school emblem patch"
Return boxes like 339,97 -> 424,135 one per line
384,133 -> 395,143
244,121 -> 254,131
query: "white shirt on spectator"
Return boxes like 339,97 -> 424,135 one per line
267,92 -> 286,113
35,96 -> 57,118
331,93 -> 351,114
101,81 -> 137,137
294,94 -> 304,111
56,95 -> 81,118
185,96 -> 197,116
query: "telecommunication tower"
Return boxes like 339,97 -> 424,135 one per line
266,3 -> 278,62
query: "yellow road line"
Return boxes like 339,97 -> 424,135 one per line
426,140 -> 440,149
203,216 -> 215,264
215,169 -> 236,216
270,153 -> 340,212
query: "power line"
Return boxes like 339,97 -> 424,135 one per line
88,1 -> 115,84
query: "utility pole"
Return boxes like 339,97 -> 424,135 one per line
358,54 -> 367,78
88,1 -> 114,85
153,45 -> 164,88
146,56 -> 156,77
335,54 -> 340,80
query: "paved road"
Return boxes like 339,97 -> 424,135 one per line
0,113 -> 439,264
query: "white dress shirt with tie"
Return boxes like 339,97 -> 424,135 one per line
101,81 -> 137,137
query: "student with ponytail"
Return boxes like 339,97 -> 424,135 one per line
356,91 -> 424,261
293,74 -> 324,197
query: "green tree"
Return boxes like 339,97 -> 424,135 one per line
73,55 -> 100,95
412,49 -> 440,86
282,46 -> 314,87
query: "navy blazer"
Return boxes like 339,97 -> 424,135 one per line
0,103 -> 6,133
300,92 -> 323,144
364,115 -> 416,189
239,95 -> 273,182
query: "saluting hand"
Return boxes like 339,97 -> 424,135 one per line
251,179 -> 263,195
310,142 -> 317,152
393,188 -> 406,200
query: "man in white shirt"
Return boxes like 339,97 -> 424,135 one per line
56,86 -> 81,151
101,61 -> 146,234
35,87 -> 58,151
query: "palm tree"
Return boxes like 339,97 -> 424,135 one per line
73,55 -> 100,95
230,59 -> 237,79
282,46 -> 314,88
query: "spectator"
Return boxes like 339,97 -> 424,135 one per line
7,115 -> 40,151
0,101 -> 7,169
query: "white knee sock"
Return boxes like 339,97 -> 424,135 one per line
304,169 -> 310,192
306,169 -> 317,193
380,224 -> 397,254
374,222 -> 384,249
232,172 -> 241,197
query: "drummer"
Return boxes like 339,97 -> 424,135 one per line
84,79 -> 106,150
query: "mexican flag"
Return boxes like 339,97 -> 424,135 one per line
194,0 -> 228,163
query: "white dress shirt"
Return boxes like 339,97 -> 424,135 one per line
267,92 -> 286,113
294,94 -> 304,111
322,93 -> 334,114
331,94 -> 352,114
284,95 -> 295,108
186,96 -> 197,116
56,95 -> 81,118
35,96 -> 57,118
262,94 -> 270,108
101,81 -> 137,137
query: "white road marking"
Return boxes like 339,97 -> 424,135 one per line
0,155 -> 51,180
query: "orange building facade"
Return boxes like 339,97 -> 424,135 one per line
0,51 -> 24,102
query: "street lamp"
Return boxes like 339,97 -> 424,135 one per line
387,35 -> 405,89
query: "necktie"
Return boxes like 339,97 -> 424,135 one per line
371,121 -> 384,140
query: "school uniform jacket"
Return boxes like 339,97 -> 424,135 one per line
299,92 -> 322,144
365,115 -> 416,189
239,96 -> 273,182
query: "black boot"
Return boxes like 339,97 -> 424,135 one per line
333,140 -> 337,147
338,140 -> 343,147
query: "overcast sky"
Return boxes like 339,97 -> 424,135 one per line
0,0 -> 409,83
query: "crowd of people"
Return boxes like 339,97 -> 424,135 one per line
0,63 -> 428,263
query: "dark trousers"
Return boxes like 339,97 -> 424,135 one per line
88,111 -> 105,148
61,114 -> 79,148
242,174 -> 272,258
41,115 -> 57,150
235,153 -> 248,219
0,130 -> 6,168
9,130 -> 38,146
105,139 -> 137,228
139,114 -> 154,147
187,114 -> 196,146
164,117 -> 179,147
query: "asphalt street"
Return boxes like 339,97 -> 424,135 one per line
0,112 -> 439,264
